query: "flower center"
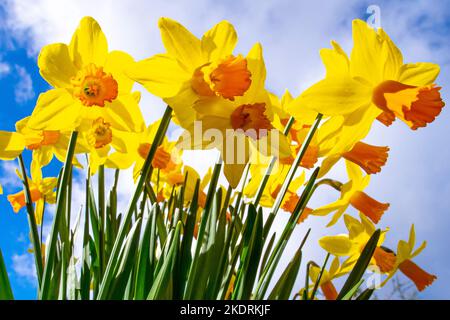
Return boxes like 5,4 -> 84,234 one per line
372,80 -> 445,130
72,63 -> 118,107
343,141 -> 389,175
88,118 -> 112,149
27,131 -> 61,150
138,143 -> 172,170
399,259 -> 437,292
349,191 -> 389,224
191,55 -> 252,100
230,103 -> 273,140
373,247 -> 396,273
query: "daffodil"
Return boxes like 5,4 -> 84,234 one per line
319,214 -> 396,274
177,44 -> 290,188
127,18 -> 254,129
15,116 -> 89,170
291,20 -> 444,166
244,158 -> 310,221
27,16 -> 145,133
106,119 -> 181,181
308,257 -> 353,300
382,225 -> 436,291
7,166 -> 57,225
271,91 -> 321,169
78,117 -> 130,175
312,161 -> 389,226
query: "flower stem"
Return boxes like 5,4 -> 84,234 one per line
18,154 -> 43,287
97,106 -> 172,299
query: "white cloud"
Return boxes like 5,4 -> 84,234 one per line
0,161 -> 21,190
14,65 -> 35,104
0,60 -> 10,78
12,253 -> 37,285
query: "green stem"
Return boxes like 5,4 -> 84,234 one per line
39,131 -> 78,299
263,114 -> 323,239
97,106 -> 172,299
98,165 -> 105,279
18,154 -> 43,287
253,117 -> 295,207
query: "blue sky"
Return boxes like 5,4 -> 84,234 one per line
0,0 -> 449,299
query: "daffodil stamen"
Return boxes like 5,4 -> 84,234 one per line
343,141 -> 389,175
373,247 -> 396,273
398,259 -> 437,291
321,281 -> 338,300
372,80 -> 445,130
72,63 -> 118,107
349,191 -> 389,224
8,187 -> 42,213
88,118 -> 112,149
230,103 -> 273,139
138,143 -> 172,170
191,55 -> 252,100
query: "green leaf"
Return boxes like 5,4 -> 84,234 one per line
356,288 -> 375,300
268,246 -> 302,300
337,229 -> 381,300
147,221 -> 181,300
340,279 -> 364,300
232,205 -> 263,300
0,249 -> 14,300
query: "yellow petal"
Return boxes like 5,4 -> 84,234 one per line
158,17 -> 203,71
38,43 -> 78,88
28,89 -> 82,130
105,151 -> 135,170
104,94 -> 145,132
104,50 -> 135,94
32,147 -> 54,168
379,28 -> 403,80
202,20 -> 238,61
165,82 -> 200,128
350,19 -> 384,84
319,235 -> 352,256
0,131 -> 25,160
398,62 -> 440,86
69,16 -> 108,68
295,77 -> 372,116
127,54 -> 188,98
320,40 -> 350,78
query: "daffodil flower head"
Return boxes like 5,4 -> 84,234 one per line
28,16 -> 145,133
319,213 -> 395,275
312,161 -> 389,227
127,18 -> 255,128
381,225 -> 436,291
294,19 -> 445,151
7,166 -> 57,225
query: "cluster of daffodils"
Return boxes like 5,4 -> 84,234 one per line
0,17 -> 444,299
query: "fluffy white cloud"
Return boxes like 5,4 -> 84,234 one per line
14,65 -> 35,104
12,253 -> 37,285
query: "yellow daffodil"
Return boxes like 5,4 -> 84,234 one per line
0,130 -> 25,160
382,225 -> 436,291
7,166 -> 57,225
15,116 -> 89,170
309,257 -> 353,300
127,18 -> 254,129
319,214 -> 396,274
291,20 -> 444,165
244,158 -> 310,222
271,91 -> 321,169
106,119 -> 181,181
312,161 -> 389,226
27,16 -> 145,133
78,117 -> 131,174
180,44 -> 290,188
